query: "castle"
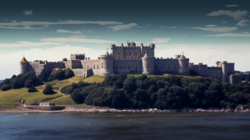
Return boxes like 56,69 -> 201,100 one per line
20,42 -> 236,83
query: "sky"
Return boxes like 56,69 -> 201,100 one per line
0,0 -> 250,79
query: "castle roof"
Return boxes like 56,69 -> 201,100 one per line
20,57 -> 27,63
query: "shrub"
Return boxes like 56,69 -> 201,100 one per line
28,86 -> 37,92
1,84 -> 11,91
43,84 -> 54,94
64,68 -> 74,78
24,79 -> 33,88
71,89 -> 85,104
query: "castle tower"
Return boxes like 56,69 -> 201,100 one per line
99,51 -> 114,76
221,61 -> 228,82
142,51 -> 154,74
178,53 -> 190,75
20,57 -> 28,74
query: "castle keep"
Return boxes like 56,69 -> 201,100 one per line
20,42 -> 235,83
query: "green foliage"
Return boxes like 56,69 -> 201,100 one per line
64,68 -> 74,78
28,86 -> 37,92
64,73 -> 250,109
43,84 -> 55,95
1,84 -> 11,91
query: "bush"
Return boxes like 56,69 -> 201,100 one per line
71,89 -> 85,104
1,84 -> 11,91
24,79 -> 33,88
64,68 -> 74,78
43,84 -> 55,94
28,86 -> 37,92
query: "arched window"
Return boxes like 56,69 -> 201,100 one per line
97,65 -> 99,69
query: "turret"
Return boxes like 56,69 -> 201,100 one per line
20,57 -> 28,74
178,53 -> 190,75
142,51 -> 154,74
99,51 -> 114,76
221,61 -> 228,82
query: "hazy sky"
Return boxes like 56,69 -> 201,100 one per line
0,0 -> 250,79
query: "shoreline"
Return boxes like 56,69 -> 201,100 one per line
1,105 -> 250,113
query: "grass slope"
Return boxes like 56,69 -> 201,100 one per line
0,85 -> 62,108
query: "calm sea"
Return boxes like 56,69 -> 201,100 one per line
0,112 -> 250,140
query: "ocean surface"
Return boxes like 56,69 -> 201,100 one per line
0,112 -> 250,140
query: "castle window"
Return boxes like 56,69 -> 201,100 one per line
135,52 -> 137,56
107,63 -> 109,68
93,65 -> 95,69
87,65 -> 89,69
97,65 -> 99,69
129,52 -> 131,56
101,63 -> 103,68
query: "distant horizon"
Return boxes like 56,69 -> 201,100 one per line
1,0 -> 250,79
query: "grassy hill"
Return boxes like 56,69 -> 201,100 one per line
0,75 -> 105,107
0,74 -> 194,108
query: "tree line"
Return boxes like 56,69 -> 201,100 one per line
0,68 -> 74,93
62,74 -> 250,109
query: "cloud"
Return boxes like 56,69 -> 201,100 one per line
146,24 -> 151,26
0,45 -> 105,79
56,29 -> 82,34
23,10 -> 33,15
41,37 -> 116,43
203,32 -> 250,37
160,26 -> 176,28
87,30 -> 94,32
222,21 -> 227,23
152,38 -> 171,43
191,25 -> 237,32
225,5 -> 239,8
207,10 -> 248,20
107,23 -> 137,31
0,25 -> 39,30
0,41 -> 64,48
237,20 -> 249,27
0,20 -> 123,29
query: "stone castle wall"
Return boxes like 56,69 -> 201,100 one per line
20,42 -> 235,83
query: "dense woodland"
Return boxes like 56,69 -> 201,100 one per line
0,68 -> 74,92
62,74 -> 250,109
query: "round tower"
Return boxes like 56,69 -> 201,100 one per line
99,51 -> 114,76
178,53 -> 190,75
142,51 -> 154,74
221,61 -> 228,82
20,57 -> 28,74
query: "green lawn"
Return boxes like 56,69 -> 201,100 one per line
49,95 -> 87,106
0,86 -> 62,108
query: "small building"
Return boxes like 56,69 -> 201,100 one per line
39,102 -> 55,107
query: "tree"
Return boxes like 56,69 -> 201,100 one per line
24,79 -> 33,88
1,84 -> 11,91
64,68 -> 74,78
71,89 -> 84,104
43,84 -> 54,94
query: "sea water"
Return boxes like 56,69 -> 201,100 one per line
0,112 -> 250,140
